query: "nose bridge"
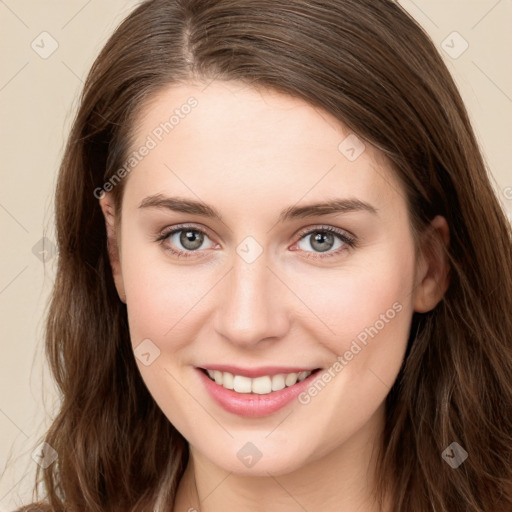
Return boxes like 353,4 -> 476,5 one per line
214,245 -> 289,346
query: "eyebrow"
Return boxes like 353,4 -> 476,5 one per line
138,194 -> 378,222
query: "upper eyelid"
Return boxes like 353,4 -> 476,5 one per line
160,223 -> 212,237
295,224 -> 354,240
158,222 -> 219,244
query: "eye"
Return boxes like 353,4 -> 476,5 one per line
293,225 -> 356,258
156,224 -> 217,259
155,223 -> 357,260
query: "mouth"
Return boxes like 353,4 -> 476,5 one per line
198,367 -> 323,395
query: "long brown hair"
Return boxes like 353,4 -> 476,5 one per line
15,0 -> 512,510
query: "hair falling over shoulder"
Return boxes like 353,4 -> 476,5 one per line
14,1 -> 512,511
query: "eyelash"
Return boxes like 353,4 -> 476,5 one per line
155,224 -> 357,260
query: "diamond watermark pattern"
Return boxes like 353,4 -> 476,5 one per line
134,338 -> 161,366
237,442 -> 263,468
442,442 -> 468,468
31,32 -> 59,59
338,134 -> 366,162
32,442 -> 58,469
441,31 -> 469,59
31,237 -> 56,262
236,236 -> 263,264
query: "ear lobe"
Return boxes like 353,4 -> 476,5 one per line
99,193 -> 126,303
413,215 -> 451,313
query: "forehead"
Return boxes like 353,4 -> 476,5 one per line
123,80 -> 404,218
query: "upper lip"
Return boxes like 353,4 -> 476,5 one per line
197,364 -> 321,378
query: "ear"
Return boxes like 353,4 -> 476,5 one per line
413,215 -> 451,313
99,193 -> 126,303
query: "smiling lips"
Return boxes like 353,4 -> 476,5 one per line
204,368 -> 314,394
198,364 -> 322,395
197,365 -> 323,417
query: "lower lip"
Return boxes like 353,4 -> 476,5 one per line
196,368 -> 322,417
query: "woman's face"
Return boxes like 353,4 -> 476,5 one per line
101,81 -> 440,476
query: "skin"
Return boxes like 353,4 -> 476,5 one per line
100,81 -> 450,512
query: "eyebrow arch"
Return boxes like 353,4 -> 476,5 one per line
138,194 -> 378,222
278,198 -> 378,222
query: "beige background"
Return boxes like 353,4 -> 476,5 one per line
0,0 -> 511,509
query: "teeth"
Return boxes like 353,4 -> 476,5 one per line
252,376 -> 272,394
271,374 -> 285,391
233,375 -> 252,393
285,373 -> 298,386
222,372 -> 234,390
297,371 -> 309,382
205,369 -> 313,395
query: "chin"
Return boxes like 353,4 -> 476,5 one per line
199,439 -> 313,477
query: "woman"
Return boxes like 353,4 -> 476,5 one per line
15,0 -> 512,511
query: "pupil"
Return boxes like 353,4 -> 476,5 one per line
180,230 -> 203,250
311,232 -> 334,252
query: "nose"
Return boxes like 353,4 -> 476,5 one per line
213,249 -> 291,348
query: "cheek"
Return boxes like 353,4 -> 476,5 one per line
299,240 -> 415,422
288,239 -> 416,356
119,244 -> 212,433
122,256 -> 214,346
288,238 -> 416,427
117,213 -> 218,340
